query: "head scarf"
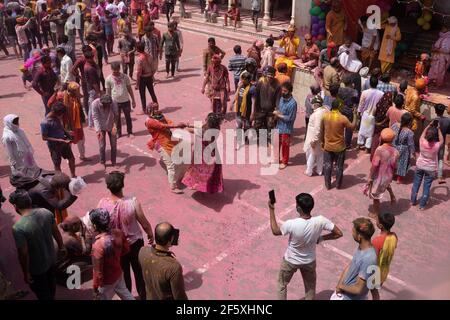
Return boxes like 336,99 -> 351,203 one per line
415,78 -> 427,90
380,128 -> 396,143
2,114 -> 34,156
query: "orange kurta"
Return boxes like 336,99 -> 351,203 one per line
325,10 -> 346,46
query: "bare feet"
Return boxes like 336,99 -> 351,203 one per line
279,164 -> 287,170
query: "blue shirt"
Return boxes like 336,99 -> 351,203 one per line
342,247 -> 377,300
40,117 -> 66,147
276,96 -> 297,134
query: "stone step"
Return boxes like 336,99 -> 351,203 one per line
180,15 -> 276,39
154,18 -> 260,44
188,11 -> 286,33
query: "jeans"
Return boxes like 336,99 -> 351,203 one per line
81,81 -> 89,119
323,150 -> 346,189
234,77 -> 239,91
117,101 -> 133,136
165,55 -> 177,76
88,89 -> 97,128
98,274 -> 135,300
30,266 -> 56,300
98,130 -> 117,165
122,59 -> 135,78
345,127 -> 353,149
120,238 -> 146,300
139,76 -> 158,113
20,43 -> 30,62
252,10 -> 259,28
411,168 -> 436,208
277,259 -> 316,300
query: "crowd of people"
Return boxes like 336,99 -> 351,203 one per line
0,0 -> 450,301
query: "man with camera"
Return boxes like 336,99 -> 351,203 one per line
138,222 -> 188,300
269,192 -> 343,300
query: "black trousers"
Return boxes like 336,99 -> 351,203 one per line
117,101 -> 133,136
30,266 -> 56,300
323,150 -> 346,190
139,76 -> 158,113
166,55 -> 177,76
120,238 -> 146,300
165,3 -> 175,22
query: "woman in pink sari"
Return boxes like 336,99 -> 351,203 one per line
182,113 -> 224,194
428,27 -> 450,88
149,0 -> 159,20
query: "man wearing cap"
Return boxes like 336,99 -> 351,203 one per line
145,107 -> 188,194
91,94 -> 119,170
304,95 -> 327,177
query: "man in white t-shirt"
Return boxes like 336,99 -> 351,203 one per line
269,193 -> 343,300
105,61 -> 136,138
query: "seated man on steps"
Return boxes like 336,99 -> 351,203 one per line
205,0 -> 219,23
224,2 -> 240,28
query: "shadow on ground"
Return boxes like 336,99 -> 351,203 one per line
190,178 -> 261,212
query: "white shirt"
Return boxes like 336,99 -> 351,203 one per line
36,0 -> 47,13
105,73 -> 132,104
361,28 -> 380,51
338,43 -> 362,73
106,3 -> 119,16
118,1 -> 127,13
60,54 -> 75,83
281,216 -> 334,265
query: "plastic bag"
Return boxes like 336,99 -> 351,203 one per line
69,177 -> 87,196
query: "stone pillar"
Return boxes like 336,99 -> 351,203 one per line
290,0 -> 296,26
228,0 -> 233,10
262,0 -> 271,26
